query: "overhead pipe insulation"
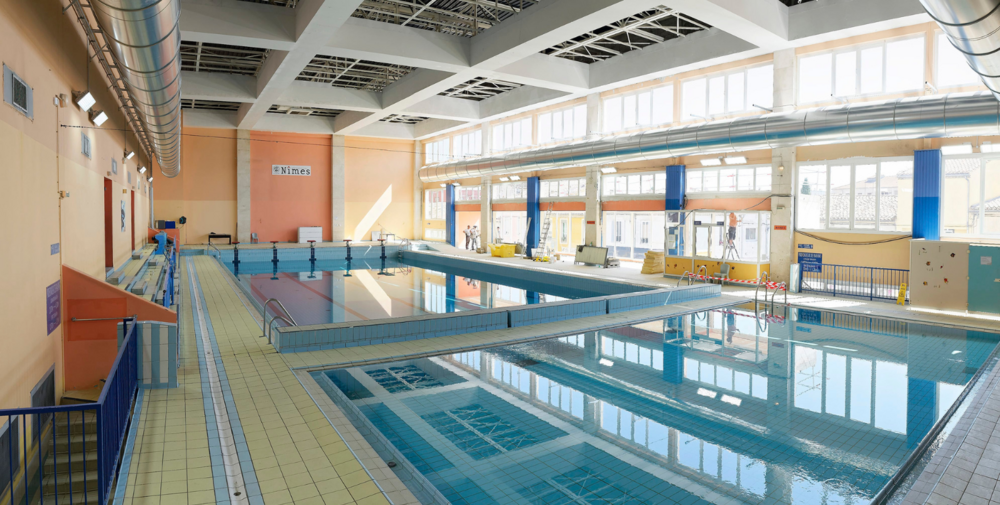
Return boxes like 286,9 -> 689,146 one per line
418,92 -> 1000,183
91,0 -> 182,177
921,0 -> 1000,100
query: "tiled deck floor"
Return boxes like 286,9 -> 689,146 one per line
119,248 -> 1000,504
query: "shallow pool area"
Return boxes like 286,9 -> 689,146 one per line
310,303 -> 999,505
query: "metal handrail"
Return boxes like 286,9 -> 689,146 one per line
753,272 -> 769,303
263,315 -> 295,345
696,265 -> 709,284
208,243 -> 221,258
261,298 -> 297,342
769,282 -> 787,306
677,271 -> 692,287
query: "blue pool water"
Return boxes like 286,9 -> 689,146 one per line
312,304 -> 999,505
226,257 -> 623,326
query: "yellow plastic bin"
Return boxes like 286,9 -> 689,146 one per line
489,244 -> 516,258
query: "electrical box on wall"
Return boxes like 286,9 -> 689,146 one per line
909,240 -> 969,311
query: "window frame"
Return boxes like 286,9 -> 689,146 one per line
538,104 -> 587,144
539,177 -> 588,200
685,165 -> 772,196
940,153 -> 1000,239
681,63 -> 774,121
601,171 -> 668,199
933,31 -> 982,90
491,117 -> 532,153
794,156 -> 915,234
452,130 -> 483,159
603,83 -> 674,133
424,138 -> 450,165
424,188 -> 447,220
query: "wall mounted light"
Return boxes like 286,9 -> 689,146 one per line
778,165 -> 785,172
89,109 -> 108,126
147,176 -> 153,183
439,183 -> 447,187
941,143 -> 973,155
452,181 -> 461,186
138,166 -> 147,174
700,158 -> 722,166
74,90 -> 95,111
724,156 -> 747,165
498,176 -> 510,182
509,175 -> 521,181
600,167 -> 617,174
125,150 -> 135,160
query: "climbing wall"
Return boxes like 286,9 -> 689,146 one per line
910,240 -> 969,311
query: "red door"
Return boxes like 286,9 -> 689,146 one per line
104,178 -> 113,268
130,190 -> 135,252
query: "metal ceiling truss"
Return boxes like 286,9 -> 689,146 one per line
298,56 -> 414,91
180,41 -> 270,76
543,5 -> 710,63
381,114 -> 429,124
67,0 -> 154,163
267,104 -> 344,117
182,99 -> 243,111
352,0 -> 541,38
441,76 -> 522,100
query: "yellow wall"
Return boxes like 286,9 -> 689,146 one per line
0,0 -> 150,414
793,232 -> 911,270
345,137 -> 415,240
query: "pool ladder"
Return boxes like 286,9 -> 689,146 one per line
261,297 -> 297,344
753,273 -> 787,307
676,265 -> 710,287
398,238 -> 411,260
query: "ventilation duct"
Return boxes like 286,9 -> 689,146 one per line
419,92 -> 1000,183
92,0 -> 182,177
921,0 -> 1000,99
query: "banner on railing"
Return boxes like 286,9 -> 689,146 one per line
118,321 -> 178,389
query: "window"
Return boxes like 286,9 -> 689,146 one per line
539,178 -> 587,198
492,181 -> 527,200
452,130 -> 482,159
686,166 -> 771,194
538,105 -> 586,143
81,132 -> 91,158
602,172 -> 667,197
455,185 -> 481,201
798,35 -> 925,104
425,138 -> 449,164
941,156 -> 1000,237
492,118 -> 532,152
424,189 -> 446,220
795,158 -> 913,232
3,64 -> 33,119
936,33 -> 980,88
603,84 -> 673,132
682,65 -> 773,120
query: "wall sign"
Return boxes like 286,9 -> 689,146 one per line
46,281 -> 60,335
798,244 -> 813,249
774,225 -> 788,231
120,201 -> 126,232
50,243 -> 59,255
798,252 -> 823,273
272,165 -> 311,176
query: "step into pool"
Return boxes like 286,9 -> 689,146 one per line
309,303 -> 999,505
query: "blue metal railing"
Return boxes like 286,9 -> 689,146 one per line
0,317 -> 138,504
799,264 -> 909,302
162,247 -> 176,308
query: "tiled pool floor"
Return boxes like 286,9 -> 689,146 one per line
119,250 -> 1000,505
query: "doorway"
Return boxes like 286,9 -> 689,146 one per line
104,178 -> 113,268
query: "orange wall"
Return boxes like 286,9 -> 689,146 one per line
156,126 -> 238,244
0,0 -> 150,414
251,132 -> 332,242
345,137 -> 415,240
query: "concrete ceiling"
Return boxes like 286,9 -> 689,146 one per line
179,0 -> 929,140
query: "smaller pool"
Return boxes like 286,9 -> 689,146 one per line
228,257 -> 616,326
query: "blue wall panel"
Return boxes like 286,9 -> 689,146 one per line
445,184 -> 456,246
665,165 -> 686,211
526,176 -> 541,257
913,149 -> 942,240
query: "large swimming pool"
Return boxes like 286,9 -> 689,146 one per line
311,303 -> 998,505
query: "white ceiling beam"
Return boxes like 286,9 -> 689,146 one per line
181,71 -> 257,102
277,81 -> 381,112
235,0 -> 366,129
352,121 -> 417,139
182,109 -> 239,129
179,0 -> 295,50
413,119 -> 473,139
320,17 -> 470,72
403,95 -> 481,122
478,86 -> 572,123
658,0 -> 788,49
487,53 -> 589,94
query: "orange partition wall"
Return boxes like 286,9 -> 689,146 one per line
252,131 -> 332,242
62,266 -> 176,391
156,126 -> 238,244
345,137 -> 414,240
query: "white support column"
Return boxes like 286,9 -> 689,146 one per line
413,140 -> 423,240
332,135 -> 346,241
237,129 -> 251,243
481,177 -> 493,246
770,49 -> 796,283
584,165 -> 602,246
586,92 -> 601,139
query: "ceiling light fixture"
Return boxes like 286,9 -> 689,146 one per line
600,167 -> 617,174
942,143 -> 973,155
499,176 -> 510,182
125,151 -> 135,160
89,109 -> 108,126
440,183 -> 447,187
509,175 -> 521,181
452,181 -> 461,186
74,91 -> 95,111
700,158 -> 722,166
724,156 -> 747,165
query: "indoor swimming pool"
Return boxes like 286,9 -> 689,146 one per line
310,303 -> 999,505
225,257 -> 636,326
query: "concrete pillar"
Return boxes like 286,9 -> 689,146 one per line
332,135 -> 346,241
769,49 -> 797,283
413,140 -> 423,240
481,177 -> 492,245
584,165 -> 602,246
586,93 -> 601,139
236,129 -> 251,243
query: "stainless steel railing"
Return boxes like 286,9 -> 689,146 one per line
261,298 -> 297,344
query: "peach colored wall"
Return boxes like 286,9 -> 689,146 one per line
252,132 -> 332,242
604,200 -> 666,212
345,137 -> 415,240
155,126 -> 237,244
493,203 -> 527,211
0,0 -> 151,419
793,232 -> 911,271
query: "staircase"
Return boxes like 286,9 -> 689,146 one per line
39,411 -> 101,504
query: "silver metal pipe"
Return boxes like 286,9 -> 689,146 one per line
418,92 -> 1000,183
920,0 -> 1000,99
91,0 -> 182,177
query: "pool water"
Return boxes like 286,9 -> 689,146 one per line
227,258 -> 602,326
312,304 -> 999,505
